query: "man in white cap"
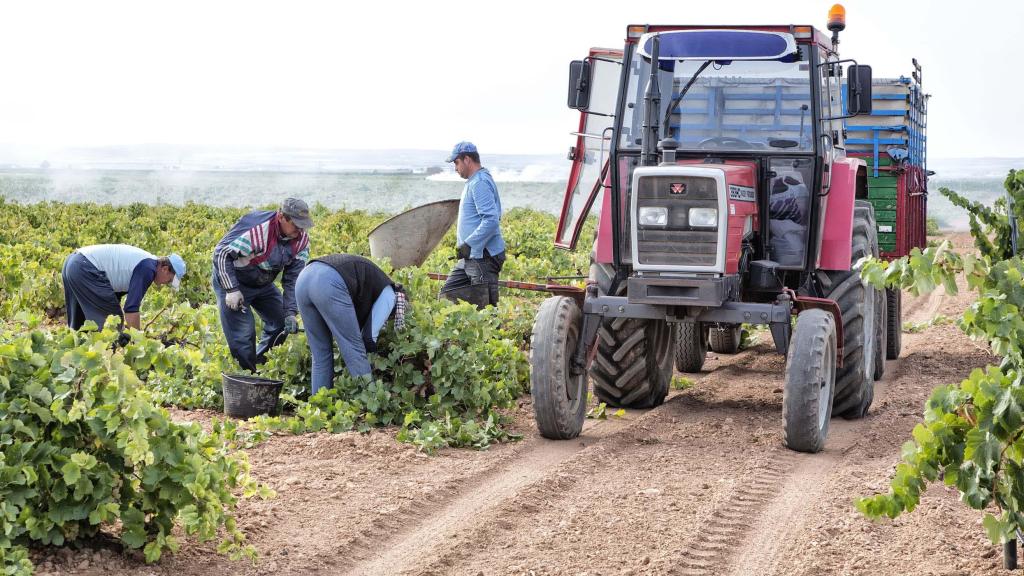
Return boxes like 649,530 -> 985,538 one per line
212,198 -> 312,371
61,245 -> 186,331
439,141 -> 506,308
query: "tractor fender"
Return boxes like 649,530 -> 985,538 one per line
818,158 -> 865,271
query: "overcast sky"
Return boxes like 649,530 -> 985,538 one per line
1,0 -> 1020,158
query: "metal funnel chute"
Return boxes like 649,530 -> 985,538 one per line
368,199 -> 461,268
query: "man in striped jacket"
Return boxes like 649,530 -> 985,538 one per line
212,198 -> 313,371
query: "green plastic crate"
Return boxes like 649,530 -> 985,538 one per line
875,210 -> 896,223
869,198 -> 897,212
878,232 -> 897,245
880,242 -> 897,253
868,176 -> 899,188
868,187 -> 897,200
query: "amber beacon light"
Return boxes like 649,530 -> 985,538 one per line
828,4 -> 846,32
828,4 -> 846,46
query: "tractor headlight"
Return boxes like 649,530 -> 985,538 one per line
688,207 -> 718,228
638,206 -> 668,227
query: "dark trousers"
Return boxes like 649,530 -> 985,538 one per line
212,274 -> 286,372
62,252 -> 122,330
440,250 -> 506,309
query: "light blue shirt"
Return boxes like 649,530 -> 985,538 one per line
456,167 -> 506,259
78,244 -> 156,293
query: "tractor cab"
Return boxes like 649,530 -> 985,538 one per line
560,22 -> 873,293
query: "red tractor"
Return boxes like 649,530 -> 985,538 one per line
530,6 -> 926,452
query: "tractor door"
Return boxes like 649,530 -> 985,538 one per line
811,49 -> 845,267
555,49 -> 622,250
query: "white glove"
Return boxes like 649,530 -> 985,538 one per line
225,290 -> 245,311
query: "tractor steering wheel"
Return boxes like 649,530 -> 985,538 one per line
698,136 -> 753,149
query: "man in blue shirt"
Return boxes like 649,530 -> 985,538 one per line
439,141 -> 506,308
61,245 -> 186,331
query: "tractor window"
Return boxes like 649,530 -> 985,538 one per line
768,157 -> 814,267
622,48 -> 814,152
556,56 -> 622,248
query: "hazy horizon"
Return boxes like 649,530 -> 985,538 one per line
0,143 -> 1018,177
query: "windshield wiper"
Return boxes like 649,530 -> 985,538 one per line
662,60 -> 714,140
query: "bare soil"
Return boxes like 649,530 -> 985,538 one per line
34,233 -> 1009,576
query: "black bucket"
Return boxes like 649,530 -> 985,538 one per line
222,373 -> 284,419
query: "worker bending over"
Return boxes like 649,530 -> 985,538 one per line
62,244 -> 186,331
295,254 -> 407,394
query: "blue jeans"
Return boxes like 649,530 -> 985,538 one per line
212,273 -> 286,372
62,252 -> 122,330
296,262 -> 376,394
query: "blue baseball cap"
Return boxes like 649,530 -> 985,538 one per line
168,253 -> 186,291
446,141 -> 477,163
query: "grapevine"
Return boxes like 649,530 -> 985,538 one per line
0,198 -> 593,572
857,170 -> 1024,547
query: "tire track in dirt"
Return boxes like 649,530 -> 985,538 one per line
676,287 -> 947,575
723,417 -> 864,576
669,324 -> 909,575
667,449 -> 803,576
400,344 -> 797,576
663,394 -> 886,575
336,416 -> 634,576
406,401 -> 709,576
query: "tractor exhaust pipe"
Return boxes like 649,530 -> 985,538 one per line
640,34 -> 662,167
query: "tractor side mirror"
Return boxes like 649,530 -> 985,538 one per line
567,60 -> 592,110
846,64 -> 873,115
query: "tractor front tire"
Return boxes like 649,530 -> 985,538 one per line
589,260 -> 675,408
530,296 -> 588,439
821,201 -> 881,419
708,323 -> 742,355
886,287 -> 902,359
782,308 -> 837,453
675,322 -> 708,373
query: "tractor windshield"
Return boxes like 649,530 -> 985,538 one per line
621,47 -> 815,153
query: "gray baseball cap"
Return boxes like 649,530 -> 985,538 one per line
281,198 -> 314,229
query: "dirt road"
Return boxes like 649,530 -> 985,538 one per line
36,236 -> 1008,576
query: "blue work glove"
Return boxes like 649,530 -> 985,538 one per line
284,315 -> 299,334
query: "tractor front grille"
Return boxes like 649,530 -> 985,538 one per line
634,175 -> 719,268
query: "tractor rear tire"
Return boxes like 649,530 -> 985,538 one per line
530,296 -> 587,439
782,308 -> 837,453
675,322 -> 707,373
589,260 -> 675,408
821,202 -> 881,419
708,323 -> 742,354
886,287 -> 902,359
873,281 -> 887,382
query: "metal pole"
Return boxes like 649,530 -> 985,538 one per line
640,35 -> 662,167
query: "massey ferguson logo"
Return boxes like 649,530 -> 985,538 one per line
669,182 -> 686,195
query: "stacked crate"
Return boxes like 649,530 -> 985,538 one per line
843,70 -> 929,258
865,159 -> 899,253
